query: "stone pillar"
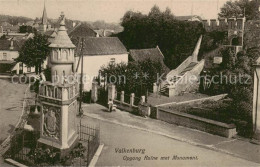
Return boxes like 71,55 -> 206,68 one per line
130,93 -> 135,106
168,86 -> 176,97
141,96 -> 145,104
91,82 -> 98,103
147,106 -> 151,117
107,84 -> 116,102
153,83 -> 158,93
252,59 -> 260,144
120,91 -> 124,103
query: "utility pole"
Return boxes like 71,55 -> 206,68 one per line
78,38 -> 85,117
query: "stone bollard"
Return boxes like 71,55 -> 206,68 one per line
153,83 -> 158,93
130,93 -> 135,106
91,82 -> 98,103
141,96 -> 145,104
120,91 -> 125,103
107,84 -> 116,102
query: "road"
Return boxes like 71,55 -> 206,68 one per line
81,114 -> 260,167
0,79 -> 28,143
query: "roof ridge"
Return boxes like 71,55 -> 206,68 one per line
130,47 -> 158,51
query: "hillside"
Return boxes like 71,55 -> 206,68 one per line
0,14 -> 33,25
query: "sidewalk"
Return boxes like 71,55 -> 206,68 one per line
82,103 -> 260,164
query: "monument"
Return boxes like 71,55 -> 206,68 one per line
38,12 -> 79,155
252,57 -> 260,144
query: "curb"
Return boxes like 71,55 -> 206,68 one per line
84,113 -> 259,164
88,143 -> 104,167
4,158 -> 28,167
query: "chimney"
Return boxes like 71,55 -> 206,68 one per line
10,39 -> 14,50
72,22 -> 76,27
103,29 -> 106,37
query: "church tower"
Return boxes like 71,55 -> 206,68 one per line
38,12 -> 78,156
39,1 -> 51,33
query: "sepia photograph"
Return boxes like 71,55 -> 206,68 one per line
0,0 -> 260,166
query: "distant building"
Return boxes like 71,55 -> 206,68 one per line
68,23 -> 98,44
76,37 -> 128,91
175,15 -> 202,22
94,29 -> 115,37
0,39 -> 35,74
129,46 -> 170,73
0,21 -> 19,34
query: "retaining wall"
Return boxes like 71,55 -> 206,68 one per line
156,107 -> 237,138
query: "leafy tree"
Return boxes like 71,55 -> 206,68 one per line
16,33 -> 51,74
219,0 -> 260,20
100,59 -> 165,97
19,25 -> 37,33
116,5 -> 204,70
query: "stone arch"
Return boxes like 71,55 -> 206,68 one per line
229,35 -> 240,46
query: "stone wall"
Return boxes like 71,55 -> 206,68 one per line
156,94 -> 227,107
113,99 -> 138,113
156,107 -> 237,138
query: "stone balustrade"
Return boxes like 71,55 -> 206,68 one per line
39,82 -> 79,101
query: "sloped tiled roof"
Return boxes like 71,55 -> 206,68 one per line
0,39 -> 23,51
69,23 -> 97,42
129,47 -> 170,72
49,14 -> 75,48
77,37 -> 127,56
129,47 -> 164,62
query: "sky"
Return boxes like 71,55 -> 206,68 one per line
0,0 -> 229,23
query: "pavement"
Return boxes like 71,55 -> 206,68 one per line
82,103 -> 260,166
0,79 -> 31,166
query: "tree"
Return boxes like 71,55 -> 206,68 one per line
219,0 -> 260,20
116,6 -> 204,70
100,59 -> 165,97
16,33 -> 51,74
19,25 -> 37,33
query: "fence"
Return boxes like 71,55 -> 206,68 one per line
4,124 -> 100,166
77,124 -> 100,166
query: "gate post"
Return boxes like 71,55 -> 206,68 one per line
107,84 -> 116,102
120,91 -> 125,103
91,81 -> 98,103
130,93 -> 135,106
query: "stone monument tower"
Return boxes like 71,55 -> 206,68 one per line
38,12 -> 79,155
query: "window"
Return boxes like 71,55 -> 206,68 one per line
110,58 -> 115,65
58,49 -> 61,59
3,53 -> 7,60
27,67 -> 31,72
53,50 -> 58,60
55,70 -> 58,82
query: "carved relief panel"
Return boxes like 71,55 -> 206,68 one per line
42,105 -> 61,140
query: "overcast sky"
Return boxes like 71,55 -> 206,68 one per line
0,0 -> 229,23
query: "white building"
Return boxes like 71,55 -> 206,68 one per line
76,37 -> 128,91
0,39 -> 35,74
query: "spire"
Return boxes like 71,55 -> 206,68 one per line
49,12 -> 75,48
41,0 -> 48,25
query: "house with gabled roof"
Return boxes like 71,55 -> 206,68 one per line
76,37 -> 128,91
129,46 -> 170,73
0,39 -> 35,74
